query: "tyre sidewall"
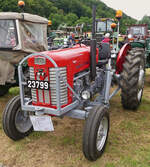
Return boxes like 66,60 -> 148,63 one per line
83,106 -> 109,161
138,50 -> 145,103
92,107 -> 109,158
3,96 -> 32,140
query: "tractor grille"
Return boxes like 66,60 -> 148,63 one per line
49,67 -> 68,106
29,66 -> 68,106
29,67 -> 37,103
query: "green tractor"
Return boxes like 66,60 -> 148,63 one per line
127,24 -> 149,66
127,24 -> 147,46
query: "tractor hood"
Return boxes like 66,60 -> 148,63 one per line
28,44 -> 99,74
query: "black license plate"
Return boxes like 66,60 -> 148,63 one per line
27,80 -> 49,90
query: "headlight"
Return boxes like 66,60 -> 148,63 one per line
81,90 -> 90,100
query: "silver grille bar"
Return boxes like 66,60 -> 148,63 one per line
29,67 -> 35,80
30,67 -> 37,103
29,66 -> 68,106
49,67 -> 68,106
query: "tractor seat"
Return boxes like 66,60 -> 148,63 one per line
97,42 -> 111,67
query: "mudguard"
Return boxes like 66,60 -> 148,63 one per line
116,43 -> 131,74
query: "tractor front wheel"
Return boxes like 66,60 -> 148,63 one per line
2,96 -> 33,140
82,105 -> 109,161
121,48 -> 145,110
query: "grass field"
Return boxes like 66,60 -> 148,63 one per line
0,70 -> 150,167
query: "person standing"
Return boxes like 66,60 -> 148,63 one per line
102,33 -> 110,43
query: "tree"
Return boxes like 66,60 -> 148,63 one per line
50,13 -> 65,29
65,13 -> 78,26
25,0 -> 54,18
139,15 -> 150,29
75,17 -> 92,32
0,0 -> 137,31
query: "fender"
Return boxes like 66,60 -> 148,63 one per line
116,43 -> 131,74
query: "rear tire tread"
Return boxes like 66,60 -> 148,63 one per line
121,47 -> 145,110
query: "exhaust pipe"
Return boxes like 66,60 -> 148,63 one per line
90,5 -> 97,81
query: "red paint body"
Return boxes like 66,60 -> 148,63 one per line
116,43 -> 131,74
28,43 -> 131,108
28,44 -> 99,108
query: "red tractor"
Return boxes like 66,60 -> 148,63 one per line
2,6 -> 145,161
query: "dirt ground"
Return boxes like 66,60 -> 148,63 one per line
0,71 -> 150,167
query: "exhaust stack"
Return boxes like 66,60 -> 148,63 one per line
90,5 -> 97,81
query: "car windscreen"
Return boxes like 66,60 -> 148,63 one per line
0,20 -> 17,48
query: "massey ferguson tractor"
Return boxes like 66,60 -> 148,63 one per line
2,7 -> 145,161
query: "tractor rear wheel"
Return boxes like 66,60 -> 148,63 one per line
121,47 -> 145,110
82,105 -> 109,161
2,96 -> 33,140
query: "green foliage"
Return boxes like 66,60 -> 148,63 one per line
65,13 -> 78,26
0,0 -> 136,33
120,16 -> 137,33
49,13 -> 66,30
75,17 -> 92,31
25,0 -> 53,18
139,15 -> 150,29
0,0 -> 20,12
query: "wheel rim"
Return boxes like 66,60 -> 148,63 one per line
15,107 -> 32,133
96,116 -> 108,151
138,65 -> 144,101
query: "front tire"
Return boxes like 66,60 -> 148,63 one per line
121,48 -> 145,110
2,96 -> 33,140
82,105 -> 109,161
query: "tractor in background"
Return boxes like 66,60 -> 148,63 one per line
95,13 -> 124,51
110,13 -> 145,109
2,6 -> 145,161
48,23 -> 84,50
95,18 -> 114,42
83,17 -> 114,46
126,24 -> 150,68
0,1 -> 49,96
48,30 -> 68,50
126,24 -> 148,49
